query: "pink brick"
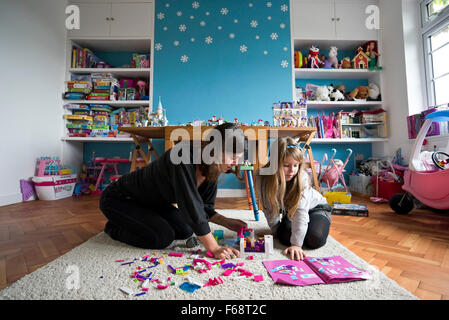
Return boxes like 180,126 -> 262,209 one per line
254,275 -> 264,282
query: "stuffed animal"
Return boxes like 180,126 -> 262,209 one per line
330,89 -> 345,101
350,86 -> 370,100
319,54 -> 332,68
308,45 -> 321,69
368,82 -> 381,101
335,84 -> 353,101
328,46 -> 339,69
340,57 -> 351,69
315,86 -> 330,101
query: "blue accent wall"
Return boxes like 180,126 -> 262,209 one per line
153,0 -> 293,125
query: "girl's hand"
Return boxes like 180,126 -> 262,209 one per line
283,245 -> 306,261
212,246 -> 240,260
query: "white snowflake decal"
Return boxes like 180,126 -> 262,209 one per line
217,26 -> 222,30
174,40 -> 180,46
283,47 -> 288,51
192,1 -> 200,9
280,23 -> 286,29
281,4 -> 289,12
179,24 -> 187,32
270,33 -> 278,40
266,2 -> 272,8
205,12 -> 210,16
163,26 -> 168,31
181,55 -> 189,63
157,12 -> 165,20
250,20 -> 258,28
190,38 -> 195,42
165,3 -> 170,8
155,43 -> 163,51
255,35 -> 260,40
190,15 -> 195,19
234,19 -> 239,23
205,36 -> 213,44
240,45 -> 248,53
267,16 -> 272,20
177,11 -> 182,17
200,21 -> 206,27
220,8 -> 229,15
281,60 -> 289,68
229,33 -> 235,39
249,3 -> 253,7
264,50 -> 268,55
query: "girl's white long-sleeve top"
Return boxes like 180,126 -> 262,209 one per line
255,171 -> 328,247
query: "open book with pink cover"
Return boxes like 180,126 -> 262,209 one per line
263,256 -> 371,286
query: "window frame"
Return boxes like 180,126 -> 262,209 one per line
421,0 -> 449,107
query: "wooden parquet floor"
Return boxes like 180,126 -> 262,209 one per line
0,194 -> 448,299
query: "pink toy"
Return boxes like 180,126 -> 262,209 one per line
320,148 -> 353,191
168,252 -> 184,257
390,110 -> 449,214
254,275 -> 264,282
206,251 -> 214,258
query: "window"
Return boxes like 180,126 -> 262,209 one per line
421,0 -> 449,107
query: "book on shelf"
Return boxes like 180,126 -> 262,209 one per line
308,108 -> 387,140
71,46 -> 105,69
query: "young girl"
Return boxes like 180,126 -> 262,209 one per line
255,137 -> 332,261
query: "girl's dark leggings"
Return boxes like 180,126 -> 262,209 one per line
99,183 -> 193,249
277,204 -> 332,249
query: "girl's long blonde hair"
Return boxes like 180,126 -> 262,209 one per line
259,137 -> 309,219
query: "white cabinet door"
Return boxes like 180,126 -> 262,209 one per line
110,2 -> 153,37
67,3 -> 110,37
292,0 -> 336,40
334,0 -> 379,40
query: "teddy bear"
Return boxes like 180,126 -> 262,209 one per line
350,86 -> 370,100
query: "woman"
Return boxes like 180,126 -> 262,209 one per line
100,123 -> 247,260
255,137 -> 332,261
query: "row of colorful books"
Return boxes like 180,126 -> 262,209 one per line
71,46 -> 108,68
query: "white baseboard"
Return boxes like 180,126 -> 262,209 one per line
0,193 -> 23,207
217,189 -> 247,198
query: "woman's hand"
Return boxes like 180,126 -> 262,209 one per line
223,218 -> 247,233
283,245 -> 306,261
212,246 -> 240,260
209,213 -> 247,233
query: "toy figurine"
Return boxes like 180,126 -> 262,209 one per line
365,41 -> 382,70
307,45 -> 321,69
328,46 -> 339,69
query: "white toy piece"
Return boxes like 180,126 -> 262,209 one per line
315,86 -> 330,101
120,286 -> 134,295
368,82 -> 380,100
239,234 -> 274,258
328,46 -> 339,69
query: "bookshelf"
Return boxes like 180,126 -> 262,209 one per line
61,1 -> 155,168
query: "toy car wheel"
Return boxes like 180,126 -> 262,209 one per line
390,193 -> 414,215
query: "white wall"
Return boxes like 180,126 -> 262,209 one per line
0,0 -> 68,206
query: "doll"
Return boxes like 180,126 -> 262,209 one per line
366,41 -> 381,70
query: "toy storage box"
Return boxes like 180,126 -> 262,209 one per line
371,177 -> 404,200
349,175 -> 374,196
32,174 -> 77,200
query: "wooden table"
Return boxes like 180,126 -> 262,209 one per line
118,126 -> 319,190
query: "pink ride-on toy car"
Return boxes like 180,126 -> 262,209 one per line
390,110 -> 449,214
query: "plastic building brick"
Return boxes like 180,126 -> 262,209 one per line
206,251 -> 214,258
179,282 -> 201,293
254,275 -> 264,282
120,287 -> 133,295
169,252 -> 184,257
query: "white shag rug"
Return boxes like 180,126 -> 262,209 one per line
0,210 -> 417,300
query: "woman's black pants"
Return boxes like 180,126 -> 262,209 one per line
99,184 -> 193,249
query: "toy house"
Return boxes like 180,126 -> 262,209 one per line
352,47 -> 371,69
